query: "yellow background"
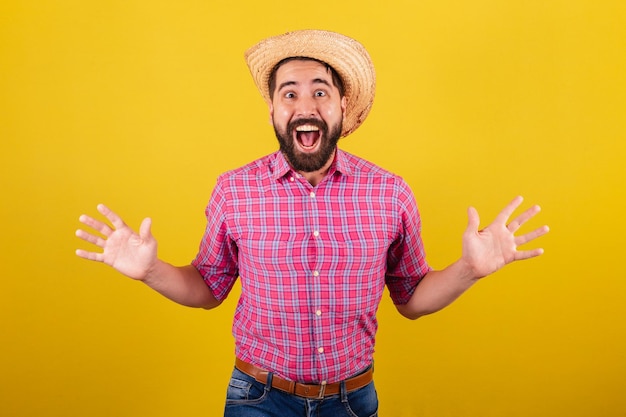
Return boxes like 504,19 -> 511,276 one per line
1,1 -> 625,416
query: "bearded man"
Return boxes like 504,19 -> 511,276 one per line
76,30 -> 548,417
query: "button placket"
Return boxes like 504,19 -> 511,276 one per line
307,186 -> 328,374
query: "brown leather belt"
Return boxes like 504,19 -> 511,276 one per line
235,358 -> 373,399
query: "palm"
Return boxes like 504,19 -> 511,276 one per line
462,196 -> 548,279
76,204 -> 157,280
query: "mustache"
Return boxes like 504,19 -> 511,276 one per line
287,118 -> 327,133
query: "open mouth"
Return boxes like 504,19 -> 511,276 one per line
294,124 -> 322,151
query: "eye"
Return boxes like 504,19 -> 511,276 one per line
315,90 -> 326,97
284,92 -> 296,99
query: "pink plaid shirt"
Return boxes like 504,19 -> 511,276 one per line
192,149 -> 431,383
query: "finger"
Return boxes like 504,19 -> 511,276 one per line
514,247 -> 545,261
75,228 -> 107,248
79,214 -> 114,237
495,195 -> 524,225
466,206 -> 480,232
97,204 -> 126,230
139,217 -> 152,241
75,248 -> 104,262
507,204 -> 542,233
514,225 -> 550,246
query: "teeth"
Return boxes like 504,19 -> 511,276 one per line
295,125 -> 319,132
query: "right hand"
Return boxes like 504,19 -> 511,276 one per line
75,204 -> 157,281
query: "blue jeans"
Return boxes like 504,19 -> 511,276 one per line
223,367 -> 378,417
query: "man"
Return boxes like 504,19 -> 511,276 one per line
76,30 -> 548,417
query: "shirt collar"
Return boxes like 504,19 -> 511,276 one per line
333,148 -> 354,176
269,148 -> 354,181
269,151 -> 293,181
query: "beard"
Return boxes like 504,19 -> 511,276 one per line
273,117 -> 342,173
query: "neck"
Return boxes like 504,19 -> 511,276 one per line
298,149 -> 336,187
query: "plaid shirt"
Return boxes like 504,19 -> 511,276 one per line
192,149 -> 431,383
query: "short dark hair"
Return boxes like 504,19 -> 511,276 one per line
268,56 -> 345,99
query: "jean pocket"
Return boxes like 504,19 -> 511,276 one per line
225,368 -> 267,404
343,381 -> 379,417
226,377 -> 253,401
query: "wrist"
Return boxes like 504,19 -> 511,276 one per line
451,258 -> 482,282
141,259 -> 165,285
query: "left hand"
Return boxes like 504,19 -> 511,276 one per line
461,196 -> 549,279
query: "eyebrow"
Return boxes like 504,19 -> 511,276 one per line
277,78 -> 332,93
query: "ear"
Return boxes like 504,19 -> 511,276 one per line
341,96 -> 347,120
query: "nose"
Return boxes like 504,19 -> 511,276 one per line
294,95 -> 318,118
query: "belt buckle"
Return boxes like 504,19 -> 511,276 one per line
316,381 -> 327,399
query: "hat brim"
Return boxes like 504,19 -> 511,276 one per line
244,30 -> 376,137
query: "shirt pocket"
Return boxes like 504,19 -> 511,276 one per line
333,238 -> 387,278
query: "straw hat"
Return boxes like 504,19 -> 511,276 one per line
244,29 -> 376,137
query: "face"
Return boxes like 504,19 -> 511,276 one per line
270,60 -> 347,173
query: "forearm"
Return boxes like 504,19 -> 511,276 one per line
396,259 -> 478,320
142,261 -> 221,309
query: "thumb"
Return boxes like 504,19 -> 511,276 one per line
466,206 -> 480,233
139,217 -> 153,241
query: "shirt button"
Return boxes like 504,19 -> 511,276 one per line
313,271 -> 319,277
318,347 -> 324,353
310,192 -> 316,198
316,310 -> 322,316
313,230 -> 320,237
289,176 -> 294,182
